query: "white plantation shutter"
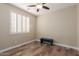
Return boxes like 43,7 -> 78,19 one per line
17,14 -> 22,32
23,16 -> 26,32
11,12 -> 16,33
10,11 -> 30,34
26,17 -> 30,32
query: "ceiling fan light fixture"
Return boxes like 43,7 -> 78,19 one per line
36,4 -> 42,9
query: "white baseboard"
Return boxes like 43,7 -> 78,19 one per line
54,43 -> 79,51
0,40 -> 35,53
0,39 -> 79,53
36,39 -> 79,51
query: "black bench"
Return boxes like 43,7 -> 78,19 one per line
40,38 -> 53,46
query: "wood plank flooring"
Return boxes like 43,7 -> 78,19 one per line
0,41 -> 79,56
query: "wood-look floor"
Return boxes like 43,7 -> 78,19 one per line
0,41 -> 79,56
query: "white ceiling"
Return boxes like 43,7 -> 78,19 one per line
10,3 -> 76,16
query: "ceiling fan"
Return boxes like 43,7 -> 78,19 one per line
27,3 -> 50,12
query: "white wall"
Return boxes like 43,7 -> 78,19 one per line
77,4 -> 79,48
0,4 -> 37,50
37,5 -> 77,47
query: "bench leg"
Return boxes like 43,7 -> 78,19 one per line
40,40 -> 43,46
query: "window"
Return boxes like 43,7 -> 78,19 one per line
11,12 -> 16,33
23,16 -> 26,32
17,14 -> 22,32
26,17 -> 30,32
10,11 -> 30,34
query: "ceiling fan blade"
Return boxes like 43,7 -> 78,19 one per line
28,5 -> 36,7
42,3 -> 46,4
43,6 -> 49,10
37,9 -> 39,12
